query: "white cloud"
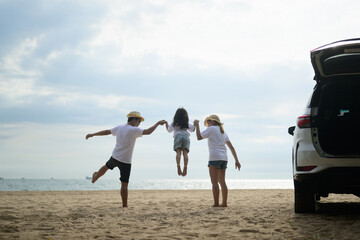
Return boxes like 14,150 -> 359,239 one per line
0,35 -> 162,110
0,76 -> 162,110
0,78 -> 53,105
47,92 -> 163,112
1,37 -> 40,76
83,0 -> 358,74
91,0 -> 360,76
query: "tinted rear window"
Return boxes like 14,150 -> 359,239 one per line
323,53 -> 360,75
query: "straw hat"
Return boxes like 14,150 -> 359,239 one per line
204,114 -> 223,126
127,111 -> 144,121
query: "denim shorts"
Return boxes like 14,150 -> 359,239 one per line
173,134 -> 190,152
208,160 -> 228,169
106,157 -> 132,183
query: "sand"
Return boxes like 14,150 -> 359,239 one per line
1,189 -> 360,239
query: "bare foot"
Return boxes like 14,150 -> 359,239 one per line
92,172 -> 98,183
177,166 -> 182,176
213,204 -> 227,207
182,167 -> 187,176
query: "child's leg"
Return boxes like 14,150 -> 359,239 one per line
176,149 -> 182,175
120,181 -> 128,207
182,150 -> 189,176
218,169 -> 228,207
92,165 -> 109,183
209,166 -> 220,206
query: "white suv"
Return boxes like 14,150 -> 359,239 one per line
289,39 -> 360,213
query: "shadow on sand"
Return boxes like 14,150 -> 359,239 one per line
290,197 -> 360,239
316,200 -> 360,216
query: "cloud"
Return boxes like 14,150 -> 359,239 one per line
0,34 -> 164,124
79,0 -> 360,75
1,37 -> 40,75
80,0 -> 313,74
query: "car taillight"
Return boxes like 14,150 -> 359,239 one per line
297,115 -> 311,128
297,166 -> 317,171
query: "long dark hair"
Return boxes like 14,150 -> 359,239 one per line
172,108 -> 189,129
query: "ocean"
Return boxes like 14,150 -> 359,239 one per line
0,178 -> 293,191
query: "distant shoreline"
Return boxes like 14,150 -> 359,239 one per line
0,178 -> 293,191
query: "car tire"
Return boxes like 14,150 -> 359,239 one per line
294,180 -> 315,213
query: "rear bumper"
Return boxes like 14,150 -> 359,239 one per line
294,167 -> 360,194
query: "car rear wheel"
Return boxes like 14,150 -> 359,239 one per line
294,180 -> 315,213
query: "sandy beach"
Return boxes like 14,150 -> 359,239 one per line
1,189 -> 360,239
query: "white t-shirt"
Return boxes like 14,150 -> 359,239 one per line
167,123 -> 195,137
200,126 -> 230,161
110,124 -> 143,164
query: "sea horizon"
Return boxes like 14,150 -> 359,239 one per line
0,178 -> 293,191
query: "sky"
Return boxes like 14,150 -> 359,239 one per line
1,0 -> 359,181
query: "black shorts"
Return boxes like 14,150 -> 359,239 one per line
106,157 -> 132,183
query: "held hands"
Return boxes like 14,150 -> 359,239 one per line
193,120 -> 199,126
157,120 -> 167,125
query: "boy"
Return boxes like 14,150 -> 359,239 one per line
86,111 -> 165,207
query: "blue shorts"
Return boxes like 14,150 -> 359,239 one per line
106,157 -> 132,183
208,161 -> 228,169
173,134 -> 190,152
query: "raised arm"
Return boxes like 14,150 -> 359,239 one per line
193,120 -> 203,140
86,130 -> 111,139
165,121 -> 170,132
143,120 -> 166,135
226,141 -> 241,170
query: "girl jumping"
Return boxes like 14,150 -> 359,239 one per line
166,108 -> 195,176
